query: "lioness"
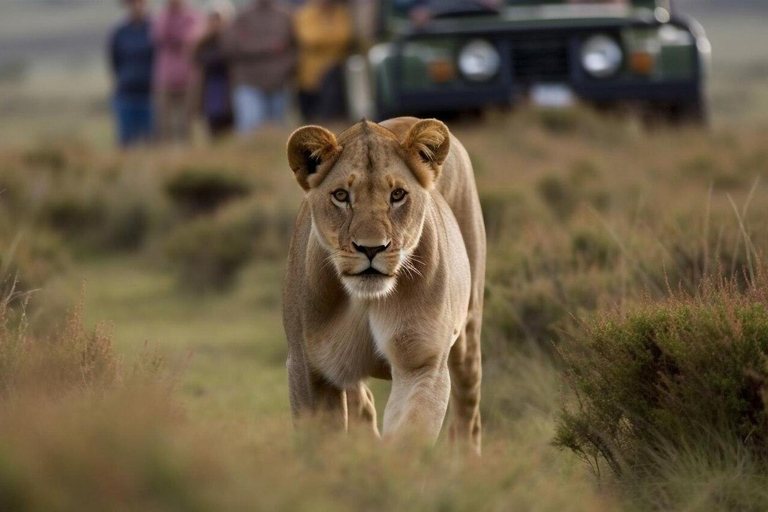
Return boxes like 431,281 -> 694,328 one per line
283,117 -> 485,452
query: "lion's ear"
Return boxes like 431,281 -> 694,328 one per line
401,119 -> 451,188
286,126 -> 342,191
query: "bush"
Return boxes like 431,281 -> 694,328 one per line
165,198 -> 295,292
536,174 -> 577,220
165,215 -> 253,293
0,283 -> 170,399
38,192 -> 152,252
0,222 -> 70,294
165,168 -> 252,216
570,228 -> 618,270
22,146 -> 68,172
555,273 -> 768,482
0,284 -> 200,512
485,278 -> 568,352
480,189 -> 530,242
39,193 -> 107,235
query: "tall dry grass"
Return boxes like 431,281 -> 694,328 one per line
0,279 -> 612,512
0,110 -> 767,509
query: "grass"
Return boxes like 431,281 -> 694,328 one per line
62,257 -> 289,422
1,101 -> 768,510
0,1 -> 767,506
1,267 -> 615,511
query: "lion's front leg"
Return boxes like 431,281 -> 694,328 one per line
382,351 -> 451,445
346,382 -> 379,437
287,350 -> 347,431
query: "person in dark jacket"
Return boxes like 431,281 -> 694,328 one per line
194,0 -> 235,138
109,0 -> 155,147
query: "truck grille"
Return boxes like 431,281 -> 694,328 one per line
511,35 -> 571,83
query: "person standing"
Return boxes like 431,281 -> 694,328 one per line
195,0 -> 235,139
294,0 -> 353,123
153,0 -> 202,143
109,0 -> 155,147
222,0 -> 296,134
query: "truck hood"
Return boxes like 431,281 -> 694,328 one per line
395,4 -> 660,34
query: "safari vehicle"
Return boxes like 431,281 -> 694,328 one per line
346,0 -> 711,123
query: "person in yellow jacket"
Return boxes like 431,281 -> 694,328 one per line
294,0 -> 353,122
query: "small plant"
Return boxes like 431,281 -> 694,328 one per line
571,229 -> 618,270
165,167 -> 252,216
485,278 -> 568,351
164,198 -> 295,292
37,192 -> 151,252
555,272 -> 768,481
534,108 -> 582,135
0,282 -> 169,398
23,146 -> 67,172
536,174 -> 577,220
0,222 -> 70,294
165,212 -> 253,293
480,189 -> 530,242
39,194 -> 106,235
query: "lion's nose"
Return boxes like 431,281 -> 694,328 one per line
353,242 -> 390,261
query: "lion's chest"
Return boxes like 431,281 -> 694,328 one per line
304,304 -> 387,388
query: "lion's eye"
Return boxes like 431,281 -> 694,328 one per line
332,189 -> 349,203
391,188 -> 407,203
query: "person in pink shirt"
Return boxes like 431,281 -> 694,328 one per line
153,0 -> 202,143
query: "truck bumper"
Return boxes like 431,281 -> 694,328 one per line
387,79 -> 702,116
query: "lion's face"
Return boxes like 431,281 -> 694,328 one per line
287,120 -> 451,300
308,145 -> 428,299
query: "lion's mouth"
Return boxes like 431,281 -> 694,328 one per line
354,267 -> 390,277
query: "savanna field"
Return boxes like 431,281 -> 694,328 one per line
3,1 -> 768,510
2,108 -> 768,511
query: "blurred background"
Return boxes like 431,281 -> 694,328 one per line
2,1 -> 768,511
0,0 -> 767,146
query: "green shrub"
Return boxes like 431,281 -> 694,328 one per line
571,229 -> 618,270
165,215 -> 253,293
536,174 -> 577,220
555,274 -> 768,481
485,279 -> 568,351
569,159 -> 602,186
534,109 -> 582,135
0,223 -> 70,294
480,189 -> 530,242
164,197 -> 295,292
37,192 -> 151,252
165,168 -> 252,216
39,193 -> 107,235
97,196 -> 153,251
22,146 -> 67,172
680,154 -> 720,179
527,106 -> 635,145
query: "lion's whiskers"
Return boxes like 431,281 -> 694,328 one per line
321,253 -> 338,273
399,256 -> 423,279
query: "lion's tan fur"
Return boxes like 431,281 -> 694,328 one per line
283,117 -> 485,452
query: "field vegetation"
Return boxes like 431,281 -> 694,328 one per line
1,107 -> 768,510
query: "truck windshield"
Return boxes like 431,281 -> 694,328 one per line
388,0 -> 636,24
505,0 -> 630,4
430,0 -> 501,18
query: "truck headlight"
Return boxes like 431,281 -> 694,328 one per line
458,40 -> 500,82
581,35 -> 623,78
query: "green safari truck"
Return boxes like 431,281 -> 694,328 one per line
345,0 -> 711,123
